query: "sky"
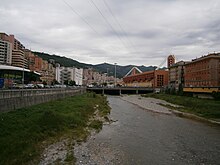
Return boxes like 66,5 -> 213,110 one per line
0,0 -> 220,66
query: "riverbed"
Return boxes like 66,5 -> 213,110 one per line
74,95 -> 220,165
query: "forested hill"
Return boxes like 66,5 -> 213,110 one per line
33,51 -> 92,69
32,51 -> 157,78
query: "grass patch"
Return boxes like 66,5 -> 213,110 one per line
89,120 -> 103,131
143,93 -> 220,119
0,93 -> 110,165
65,150 -> 76,164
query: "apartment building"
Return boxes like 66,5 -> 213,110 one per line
184,53 -> 220,87
25,50 -> 45,72
167,55 -> 175,68
0,39 -> 12,65
40,60 -> 55,85
56,66 -> 83,85
0,33 -> 27,68
11,49 -> 28,68
169,61 -> 189,91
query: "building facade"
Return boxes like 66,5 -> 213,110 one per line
123,70 -> 168,88
40,60 -> 55,85
26,50 -> 45,72
167,55 -> 175,68
168,61 -> 189,91
11,50 -> 28,68
56,67 -> 83,85
0,33 -> 27,68
184,53 -> 220,87
83,68 -> 116,86
0,39 -> 12,65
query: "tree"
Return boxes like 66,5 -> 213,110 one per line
102,82 -> 107,87
178,83 -> 183,95
51,79 -> 59,85
69,80 -> 76,86
64,80 -> 69,85
42,81 -> 47,86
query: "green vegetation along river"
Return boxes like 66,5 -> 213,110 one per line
0,93 -> 110,165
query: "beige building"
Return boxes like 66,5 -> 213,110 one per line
11,50 -> 28,68
169,61 -> 189,91
0,33 -> 27,68
40,60 -> 55,85
167,55 -> 175,68
0,39 -> 12,65
184,53 -> 220,87
83,68 -> 116,86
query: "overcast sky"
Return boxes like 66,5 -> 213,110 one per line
0,0 -> 219,66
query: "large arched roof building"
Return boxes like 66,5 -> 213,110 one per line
0,65 -> 40,88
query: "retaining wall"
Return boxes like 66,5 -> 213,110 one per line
0,88 -> 86,112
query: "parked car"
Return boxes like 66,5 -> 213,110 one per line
27,84 -> 35,88
36,84 -> 44,88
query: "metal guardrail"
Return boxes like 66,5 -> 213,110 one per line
0,88 -> 84,99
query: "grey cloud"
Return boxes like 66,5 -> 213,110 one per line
0,0 -> 220,66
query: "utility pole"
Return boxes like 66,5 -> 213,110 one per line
114,63 -> 117,87
106,68 -> 109,84
22,54 -> 25,88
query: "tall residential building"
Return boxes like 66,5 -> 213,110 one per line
0,33 -> 27,68
184,53 -> 220,87
167,55 -> 175,68
25,50 -> 43,72
0,39 -> 12,65
8,34 -> 25,50
74,68 -> 83,85
168,61 -> 189,91
40,60 -> 55,85
25,49 -> 55,84
24,49 -> 35,70
56,67 -> 83,85
11,50 -> 28,68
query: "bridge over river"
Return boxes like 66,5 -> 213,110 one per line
0,87 -> 155,112
87,87 -> 155,95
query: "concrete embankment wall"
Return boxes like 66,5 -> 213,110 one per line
0,88 -> 86,112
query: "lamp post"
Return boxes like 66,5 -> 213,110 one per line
22,54 -> 25,88
107,68 -> 109,77
114,63 -> 117,87
106,68 -> 109,84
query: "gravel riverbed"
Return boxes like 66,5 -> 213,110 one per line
39,95 -> 220,164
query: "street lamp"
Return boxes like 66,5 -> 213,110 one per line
114,63 -> 117,87
106,68 -> 109,84
22,54 -> 25,88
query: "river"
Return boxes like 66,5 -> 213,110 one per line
74,96 -> 220,165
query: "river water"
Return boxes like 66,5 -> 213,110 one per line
74,96 -> 220,165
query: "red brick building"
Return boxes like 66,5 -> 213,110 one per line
123,70 -> 168,88
184,53 -> 220,87
167,55 -> 175,68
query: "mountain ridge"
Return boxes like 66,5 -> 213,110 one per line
32,51 -> 157,78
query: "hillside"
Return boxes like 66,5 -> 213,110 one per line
32,51 -> 157,78
33,51 -> 93,69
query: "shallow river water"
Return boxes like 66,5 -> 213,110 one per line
74,96 -> 220,165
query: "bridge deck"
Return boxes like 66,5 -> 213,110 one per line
87,87 -> 154,95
